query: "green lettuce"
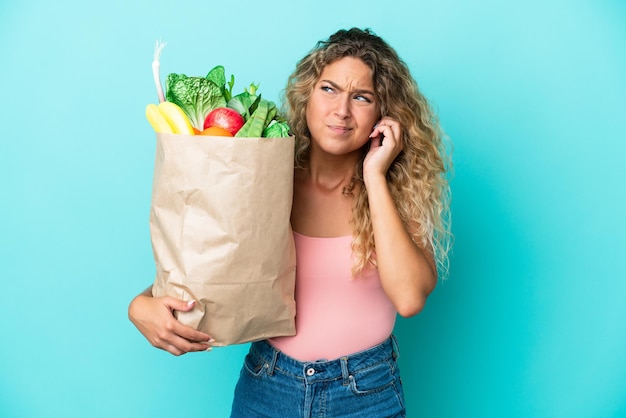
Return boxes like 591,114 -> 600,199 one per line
165,71 -> 227,130
206,65 -> 235,101
262,120 -> 291,138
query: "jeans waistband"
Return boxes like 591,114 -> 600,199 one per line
250,335 -> 399,384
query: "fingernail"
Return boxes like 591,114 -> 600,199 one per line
187,300 -> 195,307
208,338 -> 216,344
205,346 -> 213,352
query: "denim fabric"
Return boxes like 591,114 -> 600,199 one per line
230,336 -> 406,418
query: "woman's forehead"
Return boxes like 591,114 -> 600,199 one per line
318,57 -> 374,89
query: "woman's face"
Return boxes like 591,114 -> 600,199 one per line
305,57 -> 380,157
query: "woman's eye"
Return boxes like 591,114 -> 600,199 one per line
354,94 -> 372,103
321,85 -> 334,93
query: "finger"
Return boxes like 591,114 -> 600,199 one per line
168,336 -> 212,354
369,123 -> 386,139
162,299 -> 213,341
377,123 -> 403,151
162,306 -> 212,341
382,123 -> 399,140
154,330 -> 212,355
164,343 -> 210,357
372,121 -> 395,137
369,126 -> 393,150
164,297 -> 197,312
177,323 -> 213,344
163,344 -> 185,356
378,117 -> 400,133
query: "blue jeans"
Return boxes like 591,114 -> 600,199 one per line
230,336 -> 406,417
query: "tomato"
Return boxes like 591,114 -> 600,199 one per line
203,107 -> 245,135
200,126 -> 233,137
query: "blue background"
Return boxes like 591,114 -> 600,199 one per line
1,0 -> 625,417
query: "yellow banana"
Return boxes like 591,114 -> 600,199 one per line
158,101 -> 195,134
145,103 -> 174,133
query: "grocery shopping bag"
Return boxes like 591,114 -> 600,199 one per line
149,132 -> 296,346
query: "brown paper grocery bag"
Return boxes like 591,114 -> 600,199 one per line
149,132 -> 296,346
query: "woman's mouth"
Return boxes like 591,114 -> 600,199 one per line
328,125 -> 352,134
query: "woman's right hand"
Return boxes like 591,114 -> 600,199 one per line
128,290 -> 214,356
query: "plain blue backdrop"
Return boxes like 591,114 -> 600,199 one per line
1,0 -> 625,417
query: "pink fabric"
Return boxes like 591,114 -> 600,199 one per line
269,232 -> 397,361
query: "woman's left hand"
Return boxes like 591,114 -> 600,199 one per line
363,117 -> 403,179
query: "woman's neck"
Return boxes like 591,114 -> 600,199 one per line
303,148 -> 360,193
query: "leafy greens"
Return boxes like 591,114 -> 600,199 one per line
165,67 -> 227,130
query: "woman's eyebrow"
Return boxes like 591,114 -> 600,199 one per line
320,79 -> 375,96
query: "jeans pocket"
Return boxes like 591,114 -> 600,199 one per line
242,352 -> 269,378
348,360 -> 396,395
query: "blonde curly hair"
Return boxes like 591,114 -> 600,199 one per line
283,28 -> 453,279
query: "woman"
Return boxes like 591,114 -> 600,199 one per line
129,28 -> 452,417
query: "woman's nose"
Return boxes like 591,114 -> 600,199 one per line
334,96 -> 351,119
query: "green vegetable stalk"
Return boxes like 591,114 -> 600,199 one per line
235,100 -> 270,138
227,83 -> 259,121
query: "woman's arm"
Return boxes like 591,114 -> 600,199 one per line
364,118 -> 437,317
128,286 -> 213,355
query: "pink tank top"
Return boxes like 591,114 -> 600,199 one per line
269,232 -> 397,361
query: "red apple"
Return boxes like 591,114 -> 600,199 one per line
204,107 -> 245,135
